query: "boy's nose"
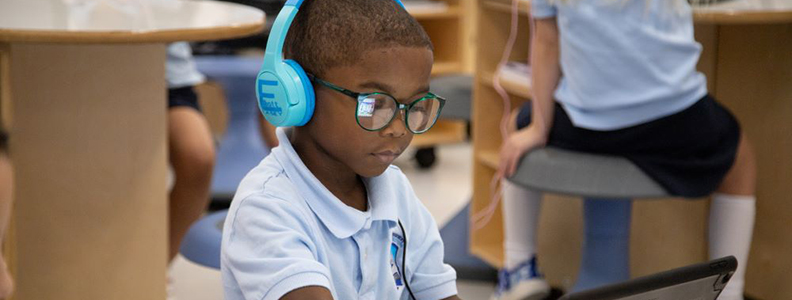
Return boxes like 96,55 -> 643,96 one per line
381,111 -> 408,138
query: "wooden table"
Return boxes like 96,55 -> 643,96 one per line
0,1 -> 263,299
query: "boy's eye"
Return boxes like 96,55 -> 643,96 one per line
358,98 -> 376,117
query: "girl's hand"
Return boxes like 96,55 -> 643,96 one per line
497,125 -> 547,179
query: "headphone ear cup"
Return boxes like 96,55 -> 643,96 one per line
256,70 -> 290,127
283,60 -> 315,126
256,60 -> 315,127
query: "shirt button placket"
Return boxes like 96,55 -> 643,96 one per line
360,231 -> 376,298
354,232 -> 367,299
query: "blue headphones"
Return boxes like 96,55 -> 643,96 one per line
256,0 -> 405,127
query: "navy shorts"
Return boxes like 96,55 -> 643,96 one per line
0,130 -> 7,154
516,94 -> 740,197
168,86 -> 202,112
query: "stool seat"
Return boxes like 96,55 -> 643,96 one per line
180,210 -> 228,269
431,74 -> 472,121
507,147 -> 670,291
509,147 -> 669,198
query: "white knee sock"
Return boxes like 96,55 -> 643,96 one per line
709,193 -> 756,300
502,181 -> 543,271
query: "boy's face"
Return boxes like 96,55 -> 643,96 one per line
306,46 -> 434,178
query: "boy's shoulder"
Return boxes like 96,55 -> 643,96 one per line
235,154 -> 294,201
229,153 -> 318,223
225,154 -> 318,236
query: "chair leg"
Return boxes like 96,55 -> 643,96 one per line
572,198 -> 632,292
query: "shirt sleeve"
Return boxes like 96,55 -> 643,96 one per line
165,42 -> 206,88
531,0 -> 558,19
403,194 -> 458,300
222,193 -> 332,300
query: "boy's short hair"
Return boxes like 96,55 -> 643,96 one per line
284,0 -> 433,78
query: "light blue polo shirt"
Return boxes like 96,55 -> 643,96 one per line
221,128 -> 457,300
532,0 -> 708,130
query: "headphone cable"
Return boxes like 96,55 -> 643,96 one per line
398,219 -> 417,300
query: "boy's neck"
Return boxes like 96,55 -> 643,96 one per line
291,129 -> 368,212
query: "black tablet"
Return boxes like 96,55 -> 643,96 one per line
560,256 -> 737,300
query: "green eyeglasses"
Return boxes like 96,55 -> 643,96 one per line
309,74 -> 446,134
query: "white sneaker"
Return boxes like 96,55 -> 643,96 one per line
490,257 -> 550,300
167,275 -> 177,300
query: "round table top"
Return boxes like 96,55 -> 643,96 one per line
694,0 -> 792,24
0,0 -> 265,43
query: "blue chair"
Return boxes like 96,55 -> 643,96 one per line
509,147 -> 669,292
195,56 -> 271,200
180,210 -> 228,269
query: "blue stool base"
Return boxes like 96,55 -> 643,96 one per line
572,198 -> 632,292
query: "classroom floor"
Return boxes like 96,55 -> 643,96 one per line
169,142 -> 498,299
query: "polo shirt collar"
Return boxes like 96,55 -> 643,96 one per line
272,128 -> 398,239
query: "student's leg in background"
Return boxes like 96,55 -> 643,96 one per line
502,181 -> 543,270
168,107 -> 216,262
497,181 -> 550,300
710,135 -> 756,300
257,113 -> 279,148
0,154 -> 14,299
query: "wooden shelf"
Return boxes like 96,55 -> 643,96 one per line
411,119 -> 467,147
410,5 -> 463,20
432,61 -> 464,76
402,0 -> 470,150
470,244 -> 505,269
472,0 -> 532,270
477,150 -> 500,169
480,71 -> 532,99
482,0 -> 531,17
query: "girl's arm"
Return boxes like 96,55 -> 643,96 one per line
529,17 -> 561,139
498,17 -> 562,178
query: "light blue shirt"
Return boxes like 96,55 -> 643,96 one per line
221,129 -> 457,300
532,0 -> 708,130
166,42 -> 205,88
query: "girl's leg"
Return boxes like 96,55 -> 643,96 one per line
168,107 -> 216,262
0,154 -> 14,299
710,135 -> 756,300
257,113 -> 279,148
502,181 -> 543,270
495,181 -> 549,300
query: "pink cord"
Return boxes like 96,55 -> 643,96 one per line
472,0 -> 534,231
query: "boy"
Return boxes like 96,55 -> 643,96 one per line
221,0 -> 461,299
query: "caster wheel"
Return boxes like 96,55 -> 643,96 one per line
415,147 -> 436,169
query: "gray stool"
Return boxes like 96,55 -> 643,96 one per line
415,74 -> 473,168
433,74 -> 472,121
508,147 -> 669,292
